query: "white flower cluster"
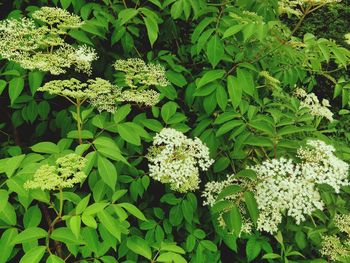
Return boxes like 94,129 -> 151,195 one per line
321,214 -> 350,261
114,58 -> 169,88
119,89 -> 160,107
32,6 -> 83,29
38,77 -> 161,112
252,157 -> 324,233
0,7 -> 97,75
295,88 -> 334,121
298,140 -> 350,193
278,0 -> 342,17
24,153 -> 87,191
203,140 -> 349,234
147,128 -> 214,193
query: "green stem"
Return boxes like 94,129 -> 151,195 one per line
290,6 -> 311,36
76,99 -> 83,145
58,188 -> 63,217
46,188 -> 64,257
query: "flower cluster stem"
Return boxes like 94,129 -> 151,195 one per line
76,99 -> 83,145
46,188 -> 64,258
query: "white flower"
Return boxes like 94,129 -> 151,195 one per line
251,158 -> 324,234
298,140 -> 350,193
114,58 -> 169,88
294,88 -> 334,121
24,153 -> 87,191
278,0 -> 342,17
203,140 -> 349,235
147,128 -> 214,193
0,7 -> 96,75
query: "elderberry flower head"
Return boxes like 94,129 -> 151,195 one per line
0,7 -> 97,75
24,153 -> 87,191
147,128 -> 214,193
298,140 -> 350,193
320,213 -> 350,261
204,140 -> 349,235
295,88 -> 334,121
278,0 -> 342,17
320,235 -> 350,262
251,158 -> 324,233
114,58 -> 169,88
32,6 -> 83,30
38,77 -> 161,112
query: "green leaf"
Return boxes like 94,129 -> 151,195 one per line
332,47 -> 348,68
216,85 -> 228,110
114,104 -> 131,123
19,246 -> 46,263
262,253 -> 281,259
69,29 -> 93,45
171,0 -> 183,19
23,206 -> 42,228
117,122 -> 141,145
81,214 -> 97,229
166,71 -> 187,87
81,228 -> 99,254
97,210 -> 123,241
28,71 -> 44,95
83,203 -> 108,216
0,190 -> 9,213
118,8 -> 139,25
0,80 -> 7,95
161,102 -> 178,123
60,0 -> 72,9
97,155 -> 117,191
69,215 -> 81,239
4,154 -> 25,178
11,227 -> 47,244
51,227 -> 81,245
244,191 -> 259,225
127,236 -> 152,260
223,205 -> 242,236
0,228 -> 18,263
1,203 -> 17,225
76,194 -> 90,215
277,125 -> 315,136
157,252 -> 187,263
246,239 -> 261,262
200,240 -> 217,252
223,24 -> 245,38
160,243 -> 186,254
237,68 -> 255,96
9,77 -> 24,105
118,203 -> 147,221
206,35 -> 224,68
181,199 -> 193,223
295,231 -> 307,250
216,120 -> 243,136
46,254 -> 65,263
227,75 -> 242,107
31,142 -> 60,154
197,70 -> 225,89
143,15 -> 158,46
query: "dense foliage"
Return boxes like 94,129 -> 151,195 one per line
0,0 -> 350,262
